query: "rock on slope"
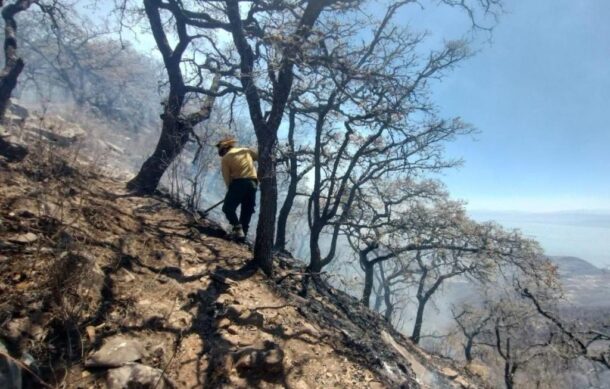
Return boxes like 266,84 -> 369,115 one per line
0,123 -> 484,388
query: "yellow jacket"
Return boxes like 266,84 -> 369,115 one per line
221,147 -> 258,186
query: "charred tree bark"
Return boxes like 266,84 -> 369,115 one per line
464,336 -> 475,363
358,242 -> 379,308
503,346 -> 514,389
453,309 -> 491,363
362,262 -> 374,308
127,90 -> 185,193
0,0 -> 35,122
504,362 -> 514,389
383,294 -> 394,322
411,295 -> 428,344
226,0 -> 327,276
494,323 -> 516,389
127,78 -> 219,194
127,0 -> 184,194
411,261 -> 429,344
308,224 -> 323,273
411,273 -> 460,343
380,263 -> 394,322
253,133 -> 278,275
127,0 -> 218,194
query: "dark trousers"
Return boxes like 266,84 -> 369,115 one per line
222,178 -> 257,235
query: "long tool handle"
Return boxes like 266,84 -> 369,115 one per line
202,199 -> 224,214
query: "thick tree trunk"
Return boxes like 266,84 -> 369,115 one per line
253,134 -> 277,276
383,285 -> 394,322
361,262 -> 374,308
128,0 -> 188,194
127,71 -> 219,193
127,91 -> 185,193
308,226 -> 323,273
465,338 -> 474,362
226,0 -> 326,277
126,117 -> 187,193
384,304 -> 394,322
0,0 -> 34,122
0,60 -> 22,121
504,361 -> 513,389
411,296 -> 427,344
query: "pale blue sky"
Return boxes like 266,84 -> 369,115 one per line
415,0 -> 610,212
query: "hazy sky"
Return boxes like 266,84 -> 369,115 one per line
417,1 -> 610,212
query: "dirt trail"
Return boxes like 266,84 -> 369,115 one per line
0,125 -> 484,388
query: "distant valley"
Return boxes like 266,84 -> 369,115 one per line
549,256 -> 610,309
413,255 -> 609,335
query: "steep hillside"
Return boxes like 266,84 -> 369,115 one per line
0,121 -> 485,388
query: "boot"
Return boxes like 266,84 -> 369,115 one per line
231,224 -> 245,242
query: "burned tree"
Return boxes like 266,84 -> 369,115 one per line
452,304 -> 493,363
452,295 -> 560,389
258,0 -> 503,276
122,0 -> 355,273
126,0 -> 229,194
0,0 -> 37,121
487,301 -> 554,389
125,0 -> 503,275
294,7 -> 472,275
222,0 -> 348,275
377,261 -> 411,322
443,252 -> 606,388
451,283 -> 609,389
345,179 -> 447,308
405,219 -> 545,344
521,288 -> 610,369
345,191 -> 553,342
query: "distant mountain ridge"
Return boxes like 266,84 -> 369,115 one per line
547,256 -> 610,308
548,255 -> 605,277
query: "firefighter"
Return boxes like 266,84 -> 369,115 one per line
216,137 -> 258,241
